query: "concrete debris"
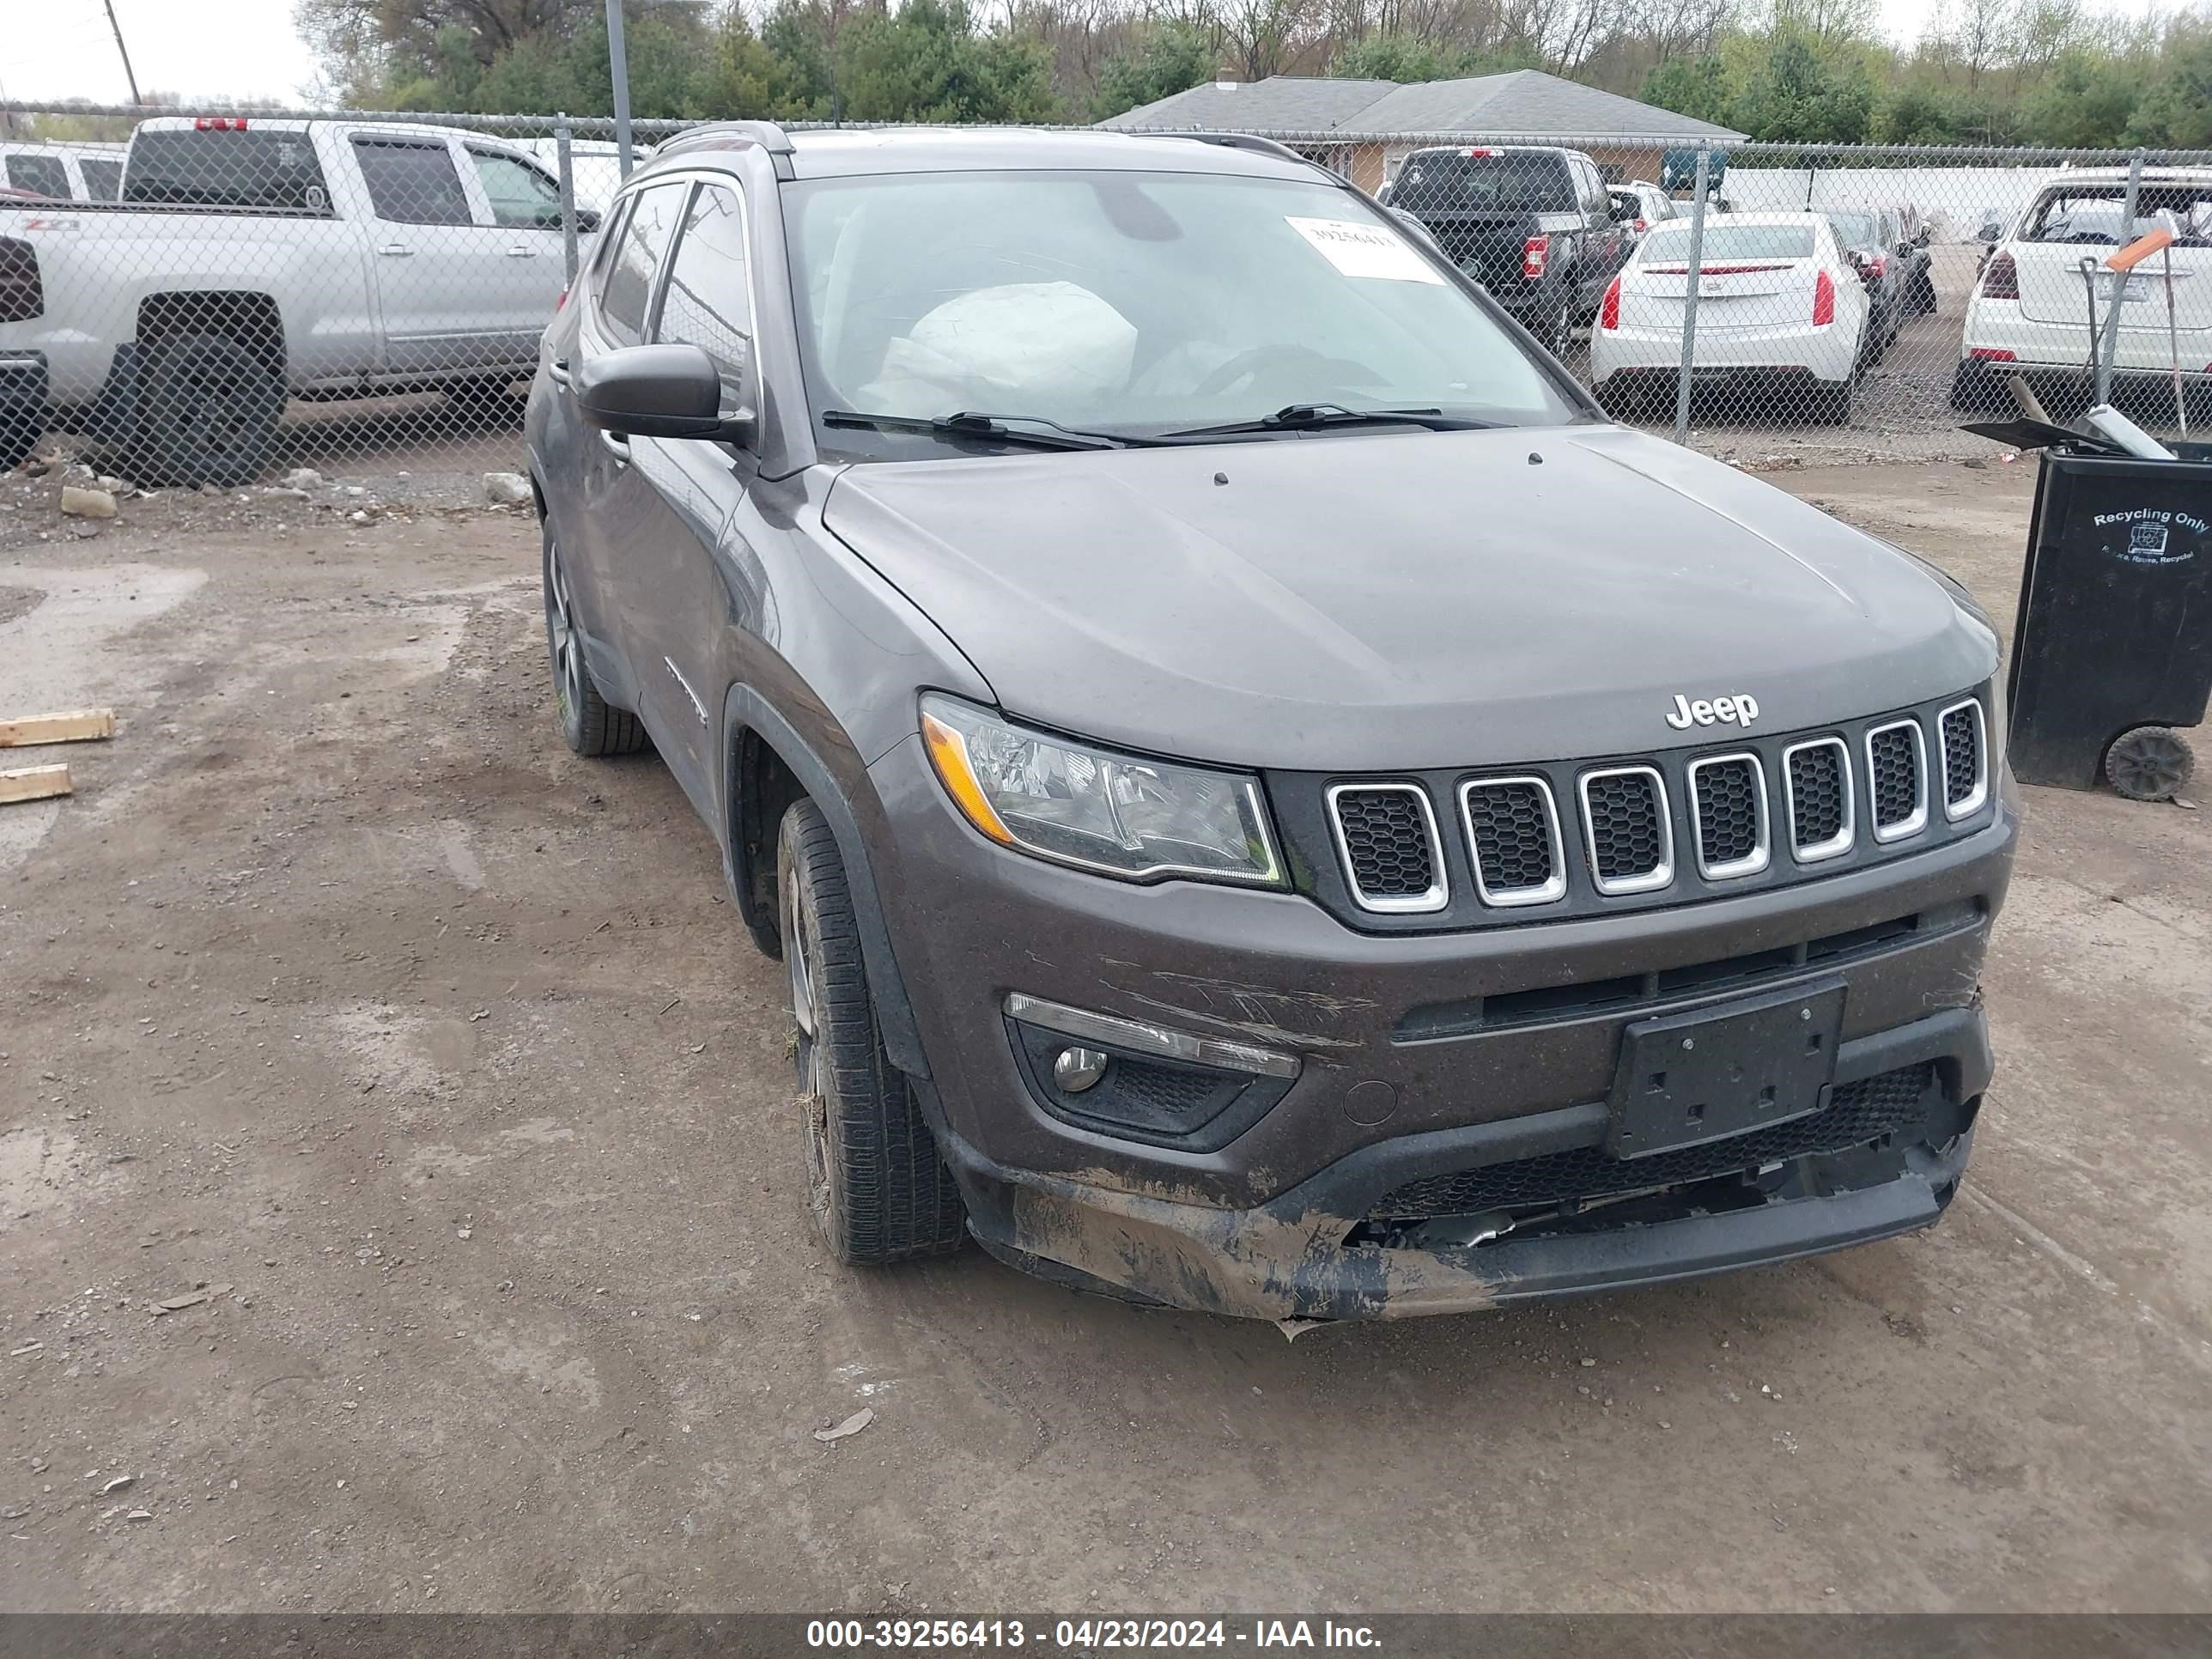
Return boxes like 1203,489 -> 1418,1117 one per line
59,486 -> 118,520
100,1474 -> 135,1494
278,468 -> 324,490
814,1407 -> 873,1443
483,471 -> 532,507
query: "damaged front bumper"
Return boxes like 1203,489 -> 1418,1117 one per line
931,1008 -> 1985,1322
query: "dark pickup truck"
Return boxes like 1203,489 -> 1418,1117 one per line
1389,144 -> 1632,353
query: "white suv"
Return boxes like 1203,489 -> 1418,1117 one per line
1954,166 -> 2212,410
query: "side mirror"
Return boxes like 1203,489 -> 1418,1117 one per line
538,205 -> 601,233
1913,226 -> 1930,247
576,343 -> 755,447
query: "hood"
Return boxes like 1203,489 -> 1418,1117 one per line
822,424 -> 1997,771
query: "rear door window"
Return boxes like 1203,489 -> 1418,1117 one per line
4,155 -> 70,198
353,139 -> 472,227
79,158 -> 122,200
469,149 -> 564,229
125,129 -> 331,210
595,181 -> 689,346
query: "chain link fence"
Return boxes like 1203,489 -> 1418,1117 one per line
0,106 -> 680,495
3,103 -> 2209,494
1268,130 -> 2212,457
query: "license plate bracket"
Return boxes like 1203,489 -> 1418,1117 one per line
1607,980 -> 1847,1160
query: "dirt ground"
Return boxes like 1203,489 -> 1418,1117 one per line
1,453 -> 2208,1616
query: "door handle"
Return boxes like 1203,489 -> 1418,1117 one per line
376,243 -> 414,257
506,246 -> 537,258
600,430 -> 630,464
548,357 -> 571,388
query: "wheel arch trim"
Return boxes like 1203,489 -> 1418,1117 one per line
722,684 -> 929,1079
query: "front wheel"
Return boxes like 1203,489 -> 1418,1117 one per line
779,798 -> 967,1266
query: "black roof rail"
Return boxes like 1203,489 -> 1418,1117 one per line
653,119 -> 794,159
1146,131 -> 1320,169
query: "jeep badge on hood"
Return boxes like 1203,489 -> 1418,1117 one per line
1666,692 -> 1759,730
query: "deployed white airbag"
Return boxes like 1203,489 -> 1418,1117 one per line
860,281 -> 1137,413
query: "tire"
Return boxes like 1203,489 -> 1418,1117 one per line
543,522 -> 648,758
2104,726 -> 2194,802
136,332 -> 283,488
1913,273 -> 1937,316
1811,374 -> 1854,427
1949,358 -> 2006,414
0,396 -> 46,473
779,797 -> 967,1266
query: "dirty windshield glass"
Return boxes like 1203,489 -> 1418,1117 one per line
786,168 -> 1579,454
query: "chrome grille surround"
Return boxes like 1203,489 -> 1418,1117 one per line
1938,697 -> 1989,821
1865,718 -> 1929,844
1686,751 -> 1771,880
1577,764 -> 1674,896
1458,775 -> 1568,908
1782,736 -> 1856,864
1324,781 -> 1449,915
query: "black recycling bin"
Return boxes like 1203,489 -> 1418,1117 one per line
2008,442 -> 2212,799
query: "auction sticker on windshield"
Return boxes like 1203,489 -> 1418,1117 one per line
1285,216 -> 1444,284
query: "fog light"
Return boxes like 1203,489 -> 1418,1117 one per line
1053,1046 -> 1109,1093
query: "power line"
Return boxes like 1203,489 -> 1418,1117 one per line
103,0 -> 143,105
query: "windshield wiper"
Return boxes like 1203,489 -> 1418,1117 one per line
821,409 -> 1158,452
1164,404 -> 1495,439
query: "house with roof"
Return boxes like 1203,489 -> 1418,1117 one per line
1099,69 -> 1745,195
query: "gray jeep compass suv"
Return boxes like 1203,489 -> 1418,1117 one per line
525,123 -> 2014,1322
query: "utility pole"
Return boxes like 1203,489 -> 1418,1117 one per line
605,0 -> 634,179
103,0 -> 143,106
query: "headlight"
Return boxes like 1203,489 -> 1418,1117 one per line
920,694 -> 1284,885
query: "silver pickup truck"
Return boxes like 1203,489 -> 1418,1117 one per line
0,116 -> 594,484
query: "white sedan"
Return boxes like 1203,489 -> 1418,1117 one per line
1589,211 -> 1870,423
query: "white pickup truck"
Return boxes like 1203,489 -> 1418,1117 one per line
0,116 -> 596,483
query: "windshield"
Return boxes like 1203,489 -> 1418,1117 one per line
1642,223 -> 1816,264
785,168 -> 1579,456
1824,212 -> 1875,247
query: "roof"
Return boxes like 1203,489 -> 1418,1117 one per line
775,127 -> 1319,182
1102,69 -> 1745,143
1098,76 -> 1400,131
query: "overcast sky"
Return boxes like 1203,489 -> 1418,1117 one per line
0,0 -> 2179,109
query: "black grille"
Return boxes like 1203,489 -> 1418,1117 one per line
1366,1065 -> 1935,1221
1583,770 -> 1667,886
1464,781 -> 1556,896
1788,743 -> 1848,851
1942,704 -> 1982,808
1692,757 -> 1762,870
1333,787 -> 1437,902
1869,724 -> 1923,831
